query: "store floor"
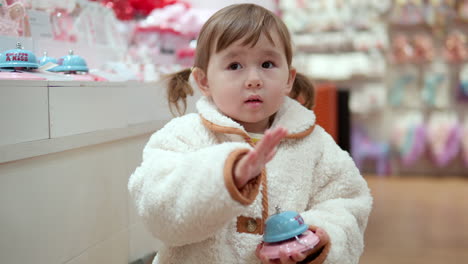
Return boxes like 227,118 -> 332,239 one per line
360,175 -> 468,264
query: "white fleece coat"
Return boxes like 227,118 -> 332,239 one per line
128,96 -> 372,264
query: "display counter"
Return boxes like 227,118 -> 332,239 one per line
0,79 -> 197,164
0,79 -> 201,264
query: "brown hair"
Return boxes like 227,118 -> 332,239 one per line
290,72 -> 315,109
166,3 -> 314,115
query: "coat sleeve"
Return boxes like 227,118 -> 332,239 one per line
128,116 -> 258,247
301,126 -> 373,264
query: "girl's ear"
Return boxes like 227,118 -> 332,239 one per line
192,67 -> 211,96
285,67 -> 297,95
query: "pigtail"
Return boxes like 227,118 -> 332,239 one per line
289,72 -> 315,109
166,68 -> 194,116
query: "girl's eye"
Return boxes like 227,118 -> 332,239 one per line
262,61 -> 274,68
228,63 -> 242,70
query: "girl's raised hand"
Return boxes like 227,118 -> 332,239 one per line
234,127 -> 288,189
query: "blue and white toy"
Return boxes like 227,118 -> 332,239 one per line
259,206 -> 320,259
54,50 -> 89,73
0,42 -> 39,69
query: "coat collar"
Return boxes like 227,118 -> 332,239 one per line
197,96 -> 316,141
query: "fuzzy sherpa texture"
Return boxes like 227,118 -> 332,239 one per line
128,96 -> 372,264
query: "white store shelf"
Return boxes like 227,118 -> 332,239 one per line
0,120 -> 166,164
49,85 -> 128,138
126,81 -> 172,125
0,79 -> 193,164
0,83 -> 49,147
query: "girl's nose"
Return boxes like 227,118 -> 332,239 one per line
245,73 -> 263,88
246,80 -> 263,88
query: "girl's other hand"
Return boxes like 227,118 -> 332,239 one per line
255,227 -> 330,264
234,127 -> 288,188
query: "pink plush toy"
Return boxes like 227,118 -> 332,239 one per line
0,0 -> 25,36
444,31 -> 468,63
391,112 -> 427,166
412,34 -> 434,63
390,34 -> 414,64
427,112 -> 462,167
462,118 -> 468,167
351,125 -> 391,176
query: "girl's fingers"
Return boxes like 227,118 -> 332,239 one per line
278,250 -> 294,264
236,126 -> 288,188
255,243 -> 263,259
247,149 -> 258,164
269,127 -> 287,147
257,128 -> 286,158
256,131 -> 273,153
265,147 -> 277,163
260,254 -> 273,264
290,251 -> 307,262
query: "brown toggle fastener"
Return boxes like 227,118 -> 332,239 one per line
236,216 -> 264,235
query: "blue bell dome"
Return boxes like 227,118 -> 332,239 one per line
263,209 -> 309,243
53,50 -> 89,72
0,42 -> 39,69
38,51 -> 58,65
38,51 -> 59,71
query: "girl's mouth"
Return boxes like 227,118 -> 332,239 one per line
245,95 -> 263,107
245,95 -> 263,103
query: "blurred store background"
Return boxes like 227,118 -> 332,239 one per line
0,0 -> 467,263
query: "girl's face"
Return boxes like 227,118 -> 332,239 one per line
194,30 -> 296,133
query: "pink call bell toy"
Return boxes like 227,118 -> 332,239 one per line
258,207 -> 320,260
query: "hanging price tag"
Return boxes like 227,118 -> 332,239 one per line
27,10 -> 53,39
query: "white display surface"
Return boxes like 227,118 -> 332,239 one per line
49,85 -> 128,138
0,80 -> 197,164
126,81 -> 172,125
0,82 -> 49,147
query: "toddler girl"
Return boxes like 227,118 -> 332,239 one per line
129,3 -> 372,264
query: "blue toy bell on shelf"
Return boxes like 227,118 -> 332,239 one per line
0,42 -> 39,69
54,50 -> 89,73
38,51 -> 59,71
38,51 -> 58,65
263,206 -> 309,243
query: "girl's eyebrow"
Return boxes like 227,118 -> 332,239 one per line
260,49 -> 282,59
221,50 -> 243,60
221,49 -> 282,61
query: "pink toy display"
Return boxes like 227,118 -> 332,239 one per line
50,8 -> 77,42
176,47 -> 195,67
389,0 -> 425,25
444,31 -> 468,63
391,113 -> 427,166
351,125 -> 391,176
458,64 -> 468,101
0,0 -> 26,36
259,230 -> 319,259
53,72 -> 107,82
64,73 -> 95,81
462,119 -> 468,167
0,70 -> 45,80
433,124 -> 462,167
427,113 -> 462,167
399,124 -> 427,166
